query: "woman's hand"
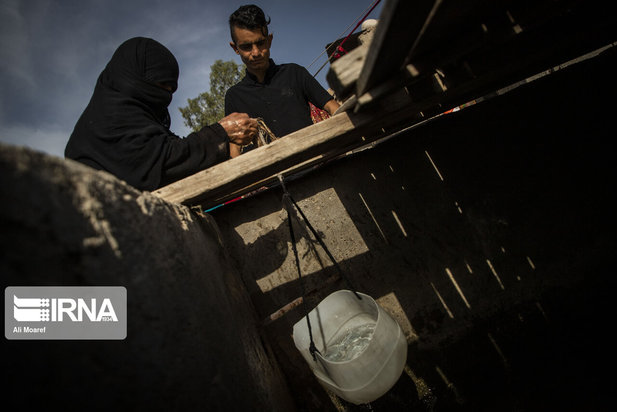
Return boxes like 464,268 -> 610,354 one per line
218,113 -> 258,152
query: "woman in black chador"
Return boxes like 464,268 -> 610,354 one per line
65,37 -> 257,191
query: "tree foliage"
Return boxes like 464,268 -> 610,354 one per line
179,60 -> 245,132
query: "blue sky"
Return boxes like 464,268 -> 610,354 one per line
0,0 -> 383,157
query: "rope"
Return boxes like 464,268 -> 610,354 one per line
283,193 -> 321,360
278,174 -> 362,360
240,117 -> 278,154
312,0 -> 382,78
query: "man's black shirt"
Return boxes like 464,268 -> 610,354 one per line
224,59 -> 333,138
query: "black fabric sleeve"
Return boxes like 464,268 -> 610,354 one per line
158,123 -> 230,188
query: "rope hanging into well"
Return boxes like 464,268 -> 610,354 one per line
278,174 -> 362,361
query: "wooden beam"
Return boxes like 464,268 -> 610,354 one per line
355,0 -> 438,96
326,24 -> 377,100
154,114 -> 357,206
153,93 -> 417,208
326,45 -> 368,100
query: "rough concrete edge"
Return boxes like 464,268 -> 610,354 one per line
0,142 -> 297,411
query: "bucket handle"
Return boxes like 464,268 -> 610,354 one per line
278,174 -> 362,360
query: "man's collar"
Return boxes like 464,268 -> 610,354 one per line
244,59 -> 277,84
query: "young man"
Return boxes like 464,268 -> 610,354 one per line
225,4 -> 340,155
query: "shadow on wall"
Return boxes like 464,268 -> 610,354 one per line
211,48 -> 617,411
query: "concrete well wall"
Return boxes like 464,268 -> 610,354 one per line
211,48 -> 617,411
0,145 -> 294,411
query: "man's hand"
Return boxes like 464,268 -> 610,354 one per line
218,113 -> 258,153
324,99 -> 341,116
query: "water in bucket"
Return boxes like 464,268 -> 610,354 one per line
324,322 -> 376,362
293,290 -> 407,405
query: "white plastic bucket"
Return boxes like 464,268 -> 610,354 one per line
292,290 -> 407,405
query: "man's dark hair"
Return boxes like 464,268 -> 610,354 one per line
229,4 -> 271,42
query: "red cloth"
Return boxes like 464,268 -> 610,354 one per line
310,102 -> 330,123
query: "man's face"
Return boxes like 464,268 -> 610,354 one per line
230,27 -> 273,73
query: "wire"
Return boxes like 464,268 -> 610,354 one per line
306,2 -> 368,70
307,0 -> 381,75
312,0 -> 381,79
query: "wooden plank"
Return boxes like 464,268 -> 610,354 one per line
355,0 -> 437,96
326,45 -> 368,100
325,24 -> 377,100
153,92 -> 418,207
351,0 -> 617,115
154,114 -> 359,205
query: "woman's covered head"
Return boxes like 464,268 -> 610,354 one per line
101,37 -> 179,118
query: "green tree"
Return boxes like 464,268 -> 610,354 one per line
179,59 -> 245,132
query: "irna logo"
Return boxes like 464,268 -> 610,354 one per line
5,286 -> 127,340
13,295 -> 118,322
